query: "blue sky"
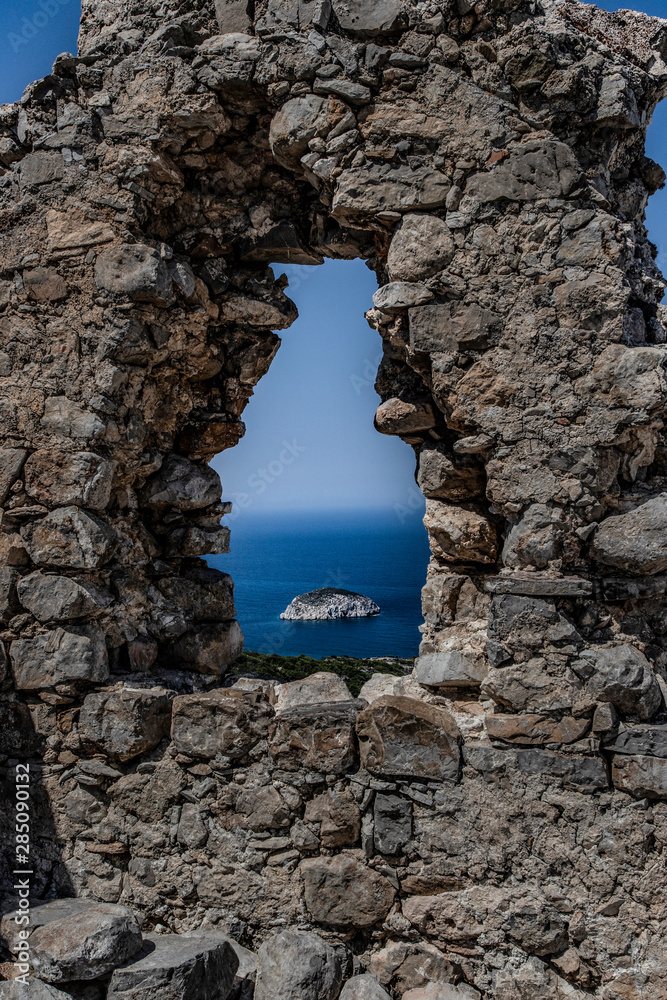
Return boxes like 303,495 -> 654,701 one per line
1,0 -> 666,513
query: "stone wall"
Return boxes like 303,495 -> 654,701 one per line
2,0 -> 667,996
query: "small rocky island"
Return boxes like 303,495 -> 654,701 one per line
280,588 -> 381,621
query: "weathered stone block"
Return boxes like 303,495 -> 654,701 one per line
274,671 -> 353,713
340,976 -> 392,1000
612,754 -> 667,799
332,0 -> 406,37
40,398 -> 107,442
0,566 -> 19,621
79,686 -> 173,761
10,625 -> 109,689
605,724 -> 667,757
163,621 -> 243,675
107,931 -> 239,1000
466,140 -> 580,202
423,500 -> 498,564
356,696 -> 461,781
214,0 -> 252,33
107,761 -> 186,823
481,659 -> 581,714
269,95 -> 341,169
157,564 -> 235,623
17,571 -> 100,622
486,713 -> 590,746
387,213 -> 455,282
415,642 -> 488,688
301,855 -> 395,928
590,494 -> 667,575
268,701 -> 361,773
0,981 -> 72,999
417,445 -> 484,502
0,447 -> 27,503
19,152 -> 64,187
95,244 -> 175,306
254,929 -> 341,1000
25,451 -> 114,509
372,282 -> 434,313
140,454 -> 221,511
587,644 -> 662,720
374,793 -> 412,855
374,398 -> 436,436
332,164 -> 450,224
23,267 -> 68,302
304,787 -> 361,847
21,507 -> 117,569
409,302 -> 501,354
171,689 -> 272,760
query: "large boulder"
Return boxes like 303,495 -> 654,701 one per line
254,929 -> 341,1000
274,671 -> 353,712
590,495 -> 667,575
268,701 -> 362,773
171,689 -> 272,760
2,900 -> 142,983
301,855 -> 395,928
79,686 -> 173,761
10,625 -> 109,689
21,507 -> 117,569
356,696 -> 461,781
587,644 -> 662,720
95,244 -> 174,306
24,450 -> 114,509
107,931 -> 239,1000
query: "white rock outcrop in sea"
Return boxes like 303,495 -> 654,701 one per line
280,588 -> 381,621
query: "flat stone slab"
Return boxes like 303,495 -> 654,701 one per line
605,724 -> 667,757
612,754 -> 667,799
0,982 -> 72,999
484,575 -> 592,596
1,899 -> 99,955
107,931 -> 239,1000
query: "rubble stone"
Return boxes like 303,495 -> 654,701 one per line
301,855 -> 395,928
356,696 -> 461,781
254,929 -> 342,1000
106,931 -> 239,1000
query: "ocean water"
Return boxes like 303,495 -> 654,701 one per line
207,508 -> 430,659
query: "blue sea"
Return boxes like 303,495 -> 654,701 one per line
207,509 -> 430,659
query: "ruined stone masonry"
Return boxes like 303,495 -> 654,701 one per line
1,0 -> 667,996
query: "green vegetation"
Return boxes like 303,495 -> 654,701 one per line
231,651 -> 413,697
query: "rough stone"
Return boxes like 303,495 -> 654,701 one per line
140,455 -> 222,511
409,303 -> 501,354
106,931 -> 239,1000
17,572 -> 100,622
466,141 -> 580,202
340,977 -> 392,1000
332,164 -> 450,223
372,282 -> 434,313
268,700 -> 361,772
387,214 -> 455,282
79,686 -> 173,761
417,445 -> 485,502
374,793 -> 412,854
374,398 -> 436,435
0,982 -> 72,999
171,689 -> 272,760
301,854 -> 395,928
10,625 -> 109,689
356,696 -> 461,781
304,787 -> 361,847
163,620 -> 243,675
254,931 -> 340,1000
587,644 -> 662,720
275,673 -> 354,713
333,0 -> 406,37
423,501 -> 498,564
590,495 -> 667,575
612,754 -> 667,799
95,244 -> 175,306
402,985 -> 481,1000
486,714 -> 591,746
605,724 -> 667,757
0,448 -> 27,504
21,507 -> 117,570
24,451 -> 114,510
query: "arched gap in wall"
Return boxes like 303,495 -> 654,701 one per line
209,258 -> 431,659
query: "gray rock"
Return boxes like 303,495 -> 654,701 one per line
17,571 -> 100,622
21,507 -> 117,570
269,95 -> 339,169
107,931 -> 239,1000
0,566 -> 19,621
466,140 -> 580,202
10,625 -> 109,689
79,686 -> 173,761
255,929 -> 341,1000
301,855 -> 395,928
163,620 -> 243,675
590,495 -> 667,575
372,282 -> 434,313
339,975 -> 392,1000
374,793 -> 412,854
40,398 -> 106,443
95,244 -> 175,306
274,670 -> 354,711
417,444 -> 484,502
387,213 -> 455,282
140,455 -> 222,511
313,78 -> 371,104
24,450 -> 114,509
612,754 -> 667,799
0,447 -> 27,503
332,164 -> 450,224
415,647 -> 488,687
409,302 -> 501,353
19,151 -> 65,186
374,398 -> 436,435
605,724 -> 667,757
214,0 -> 252,32
1,900 -> 102,955
280,587 -> 380,620
332,0 -> 406,37
268,700 -> 362,773
0,982 -> 72,1000
423,500 -> 498,564
19,902 -> 142,982
356,696 -> 461,781
483,575 -> 592,597
171,688 -> 273,760
588,644 -> 662,720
